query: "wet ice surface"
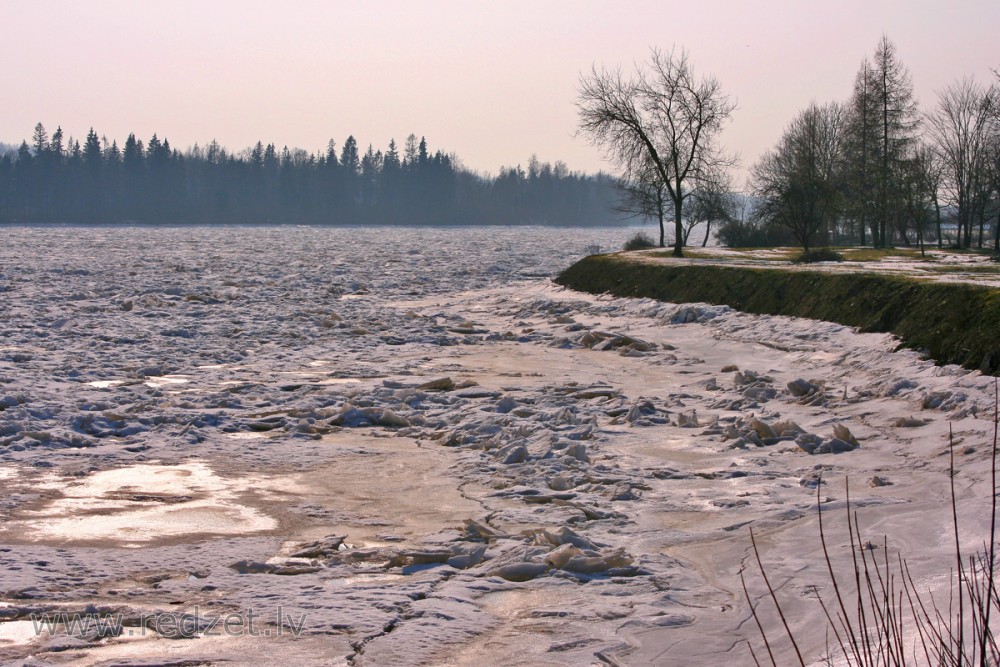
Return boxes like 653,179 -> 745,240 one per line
18,462 -> 278,544
0,226 -> 997,666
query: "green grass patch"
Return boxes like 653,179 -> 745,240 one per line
839,247 -> 930,262
646,248 -> 799,261
925,264 -> 1000,275
555,255 -> 1000,375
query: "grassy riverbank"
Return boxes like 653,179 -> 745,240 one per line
555,253 -> 1000,375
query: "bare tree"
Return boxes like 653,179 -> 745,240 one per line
578,47 -> 737,257
989,110 -> 1000,253
979,74 -> 1000,253
751,102 -> 846,254
920,144 -> 947,248
926,78 -> 997,248
686,171 -> 737,247
614,157 -> 669,247
898,144 -> 940,255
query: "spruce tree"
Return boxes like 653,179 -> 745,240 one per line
872,35 -> 920,246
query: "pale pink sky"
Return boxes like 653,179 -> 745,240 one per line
2,1 -> 997,182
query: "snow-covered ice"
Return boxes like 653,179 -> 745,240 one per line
0,225 -> 996,666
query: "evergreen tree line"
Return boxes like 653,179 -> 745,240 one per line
0,127 -> 623,226
722,37 -> 1000,252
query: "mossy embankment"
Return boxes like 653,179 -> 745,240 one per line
555,253 -> 1000,375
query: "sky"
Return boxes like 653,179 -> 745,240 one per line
2,1 -> 998,183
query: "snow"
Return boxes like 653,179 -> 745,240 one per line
631,245 -> 1000,287
0,225 -> 996,666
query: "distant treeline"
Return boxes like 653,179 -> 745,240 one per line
0,124 -> 624,226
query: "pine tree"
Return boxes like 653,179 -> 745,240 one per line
418,136 -> 429,165
16,141 -> 31,164
872,35 -> 920,246
50,126 -> 65,163
845,58 -> 878,245
32,123 -> 48,156
340,136 -> 359,175
403,134 -> 418,167
104,140 -> 121,164
84,129 -> 102,168
205,139 -> 223,165
250,141 -> 264,169
384,139 -> 400,172
325,139 -> 338,168
146,134 -> 162,159
264,143 -> 279,170
123,134 -> 143,167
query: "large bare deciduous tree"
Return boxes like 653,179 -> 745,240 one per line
898,144 -> 941,254
577,47 -> 736,257
926,78 -> 998,248
751,102 -> 846,254
686,173 -> 737,247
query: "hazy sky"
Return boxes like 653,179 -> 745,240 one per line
3,1 -> 997,182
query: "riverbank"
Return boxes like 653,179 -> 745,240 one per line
555,250 -> 1000,375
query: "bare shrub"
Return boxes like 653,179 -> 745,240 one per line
745,383 -> 999,666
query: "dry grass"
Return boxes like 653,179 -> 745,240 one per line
926,265 -> 1000,276
644,248 -> 800,261
745,383 -> 1000,666
839,247 -> 931,262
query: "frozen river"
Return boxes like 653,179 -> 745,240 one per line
0,225 -> 996,665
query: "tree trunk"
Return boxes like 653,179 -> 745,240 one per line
994,208 -> 999,254
672,197 -> 684,257
702,220 -> 711,247
934,195 -> 942,248
881,65 -> 889,250
657,198 -> 666,247
957,199 -> 964,248
977,208 -> 985,249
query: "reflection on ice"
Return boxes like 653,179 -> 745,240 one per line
333,573 -> 407,586
143,375 -> 191,388
0,620 -> 42,646
15,462 -> 276,545
86,379 -> 125,388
